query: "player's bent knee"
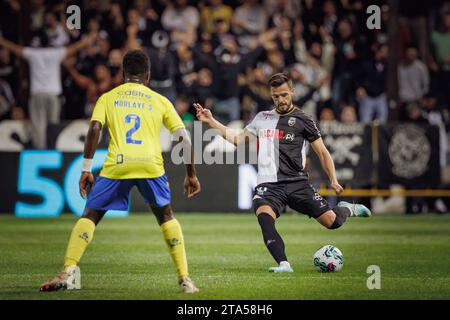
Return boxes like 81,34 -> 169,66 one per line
82,209 -> 106,225
255,205 -> 277,220
316,210 -> 335,229
328,210 -> 346,229
152,205 -> 174,225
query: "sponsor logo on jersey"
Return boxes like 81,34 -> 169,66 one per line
260,129 -> 285,139
285,132 -> 295,141
117,90 -> 151,99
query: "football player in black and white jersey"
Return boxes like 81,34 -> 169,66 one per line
194,73 -> 371,273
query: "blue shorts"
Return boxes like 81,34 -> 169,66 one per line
85,175 -> 171,211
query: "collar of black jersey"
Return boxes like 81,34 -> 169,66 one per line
275,105 -> 297,116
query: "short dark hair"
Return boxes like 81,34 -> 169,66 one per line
268,73 -> 292,88
123,50 -> 150,78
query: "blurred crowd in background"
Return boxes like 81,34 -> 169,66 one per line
0,0 -> 450,145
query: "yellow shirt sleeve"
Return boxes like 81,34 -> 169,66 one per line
91,95 -> 106,126
163,98 -> 185,133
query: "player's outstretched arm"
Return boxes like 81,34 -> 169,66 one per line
310,137 -> 343,195
79,120 -> 102,198
173,128 -> 201,198
193,102 -> 249,146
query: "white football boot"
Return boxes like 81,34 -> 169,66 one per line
268,261 -> 294,273
39,265 -> 81,292
179,276 -> 199,293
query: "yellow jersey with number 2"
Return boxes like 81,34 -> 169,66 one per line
91,82 -> 184,179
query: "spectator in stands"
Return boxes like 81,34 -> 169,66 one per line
340,104 -> 358,124
210,38 -> 247,123
242,66 -> 273,114
264,0 -> 301,28
319,108 -> 335,122
1,1 -> 448,144
30,0 -> 46,32
259,47 -> 285,78
290,40 -> 332,120
332,18 -> 362,111
84,0 -> 104,26
162,0 -> 199,49
240,66 -> 269,121
398,45 -> 430,119
321,0 -> 339,37
149,32 -> 179,104
126,6 -> 159,48
175,44 -> 213,95
175,44 -> 197,95
293,18 -> 307,62
127,15 -> 178,104
423,93 -> 448,168
197,32 -> 215,56
132,0 -> 161,39
0,79 -> 15,120
0,46 -> 17,95
64,58 -> 120,116
104,1 -> 127,49
0,31 -> 97,149
422,92 -> 450,214
200,0 -> 233,35
405,101 -> 427,123
189,67 -> 215,108
356,43 -> 388,124
209,32 -> 270,123
108,49 -> 124,79
289,64 -> 316,118
295,23 -> 335,72
299,0 -> 321,44
61,56 -> 88,120
0,0 -> 20,41
44,10 -> 69,47
175,94 -> 195,133
430,11 -> 450,109
232,0 -> 268,51
274,16 -> 297,66
79,31 -> 111,72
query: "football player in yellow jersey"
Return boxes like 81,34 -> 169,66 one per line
39,50 -> 201,293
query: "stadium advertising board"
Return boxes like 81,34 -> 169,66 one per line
378,124 -> 441,188
0,121 -> 441,216
0,151 -> 247,216
308,121 -> 373,186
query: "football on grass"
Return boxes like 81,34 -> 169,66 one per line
313,245 -> 344,272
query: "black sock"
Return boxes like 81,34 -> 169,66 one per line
330,206 -> 351,229
257,213 -> 287,264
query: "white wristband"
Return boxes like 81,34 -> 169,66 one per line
81,158 -> 93,172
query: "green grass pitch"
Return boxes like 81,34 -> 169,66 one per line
1,213 -> 450,300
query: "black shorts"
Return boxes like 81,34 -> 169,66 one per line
252,179 -> 331,218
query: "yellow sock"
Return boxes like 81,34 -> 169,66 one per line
161,219 -> 188,279
63,218 -> 95,269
